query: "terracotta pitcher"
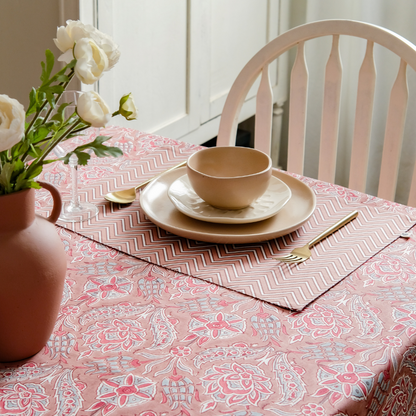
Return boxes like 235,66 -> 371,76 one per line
0,181 -> 67,362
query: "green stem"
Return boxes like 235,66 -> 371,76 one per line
41,70 -> 75,125
30,120 -> 82,170
31,124 -> 90,148
24,67 -> 75,138
24,100 -> 48,137
70,125 -> 90,135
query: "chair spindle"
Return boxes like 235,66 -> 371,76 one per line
287,41 -> 308,175
378,59 -> 408,202
318,35 -> 342,183
349,41 -> 376,193
408,157 -> 416,207
254,65 -> 273,155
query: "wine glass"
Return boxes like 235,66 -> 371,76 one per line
54,91 -> 99,223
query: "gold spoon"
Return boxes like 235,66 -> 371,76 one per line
104,160 -> 187,204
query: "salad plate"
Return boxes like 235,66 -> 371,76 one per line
168,175 -> 291,224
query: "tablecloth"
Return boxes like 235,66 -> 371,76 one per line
2,222 -> 416,415
3,127 -> 416,415
35,127 -> 416,310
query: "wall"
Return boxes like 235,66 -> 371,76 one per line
0,0 -> 79,108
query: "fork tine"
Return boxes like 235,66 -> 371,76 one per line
283,258 -> 304,264
275,255 -> 295,261
276,255 -> 302,262
288,258 -> 305,264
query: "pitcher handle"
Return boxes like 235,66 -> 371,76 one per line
38,181 -> 62,224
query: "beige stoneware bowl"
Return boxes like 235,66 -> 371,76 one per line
186,147 -> 272,210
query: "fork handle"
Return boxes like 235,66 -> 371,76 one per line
308,210 -> 359,248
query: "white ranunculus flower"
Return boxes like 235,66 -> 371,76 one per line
77,91 -> 111,128
54,20 -> 96,63
54,20 -> 120,69
119,94 -> 138,120
74,38 -> 109,84
90,30 -> 121,70
0,95 -> 25,152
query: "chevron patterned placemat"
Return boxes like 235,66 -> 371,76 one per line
36,127 -> 416,311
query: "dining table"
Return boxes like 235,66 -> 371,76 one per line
2,125 -> 416,416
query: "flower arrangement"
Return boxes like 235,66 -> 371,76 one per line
0,20 -> 137,195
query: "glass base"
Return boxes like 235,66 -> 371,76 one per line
59,201 -> 99,223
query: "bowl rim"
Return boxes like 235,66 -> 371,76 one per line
187,147 -> 272,179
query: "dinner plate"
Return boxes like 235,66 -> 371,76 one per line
140,167 -> 316,244
167,175 -> 292,224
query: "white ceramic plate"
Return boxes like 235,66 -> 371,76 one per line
140,167 -> 316,244
167,175 -> 291,224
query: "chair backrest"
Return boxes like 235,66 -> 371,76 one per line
216,20 -> 416,206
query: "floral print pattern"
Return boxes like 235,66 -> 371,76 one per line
202,363 -> 273,407
0,383 -> 49,416
82,318 -> 146,355
289,304 -> 353,342
2,128 -> 416,415
185,312 -> 246,346
316,362 -> 375,402
87,373 -> 155,415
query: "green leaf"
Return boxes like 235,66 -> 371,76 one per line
0,150 -> 8,165
40,62 -> 46,82
25,164 -> 43,179
67,58 -> 76,69
13,159 -> 24,173
46,85 -> 65,94
26,88 -> 38,116
69,136 -> 123,161
38,85 -> 63,109
61,135 -> 123,165
51,103 -> 70,123
46,61 -> 74,86
14,171 -> 29,192
92,135 -> 112,145
40,50 -> 55,84
0,162 -> 15,193
46,50 -> 55,78
32,126 -> 50,144
92,145 -> 123,159
26,144 -> 43,159
10,141 -> 27,159
61,151 -> 91,166
60,153 -> 71,164
29,144 -> 40,158
73,151 -> 91,166
45,91 -> 55,109
28,181 -> 42,189
55,75 -> 70,83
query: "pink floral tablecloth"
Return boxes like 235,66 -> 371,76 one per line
34,127 -> 416,311
2,221 -> 416,415
2,127 -> 416,415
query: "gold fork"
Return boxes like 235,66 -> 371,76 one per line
275,210 -> 359,264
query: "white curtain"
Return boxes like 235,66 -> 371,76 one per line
280,0 -> 416,204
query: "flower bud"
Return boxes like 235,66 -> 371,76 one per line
119,94 -> 138,121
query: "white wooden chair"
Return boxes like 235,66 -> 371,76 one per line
216,20 -> 416,206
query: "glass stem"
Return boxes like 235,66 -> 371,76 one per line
69,154 -> 81,208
